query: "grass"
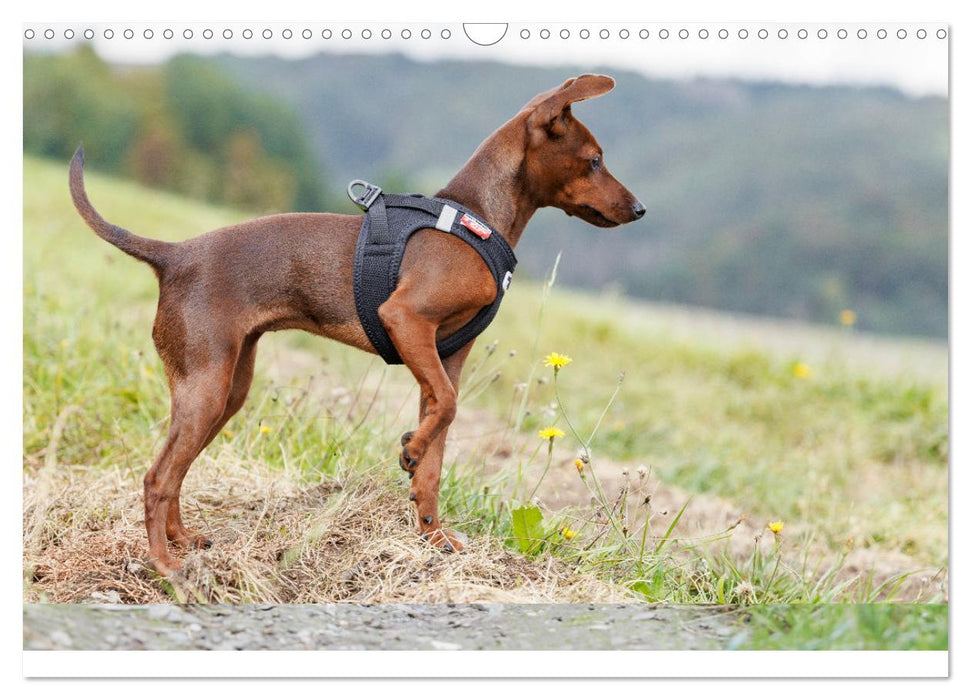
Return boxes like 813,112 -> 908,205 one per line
732,604 -> 948,650
465,287 -> 948,567
22,155 -> 948,644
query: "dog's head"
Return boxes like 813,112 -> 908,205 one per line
518,75 -> 644,227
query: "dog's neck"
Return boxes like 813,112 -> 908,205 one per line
435,123 -> 537,249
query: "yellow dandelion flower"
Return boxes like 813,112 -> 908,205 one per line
768,520 -> 784,534
259,425 -> 272,434
792,362 -> 811,379
223,429 -> 234,439
839,309 -> 857,327
573,458 -> 585,475
538,426 -> 565,440
543,352 -> 573,370
561,527 -> 576,540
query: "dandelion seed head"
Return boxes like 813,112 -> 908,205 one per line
735,581 -> 756,602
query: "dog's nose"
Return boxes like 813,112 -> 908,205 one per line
632,200 -> 646,220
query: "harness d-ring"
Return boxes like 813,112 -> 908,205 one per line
347,180 -> 383,211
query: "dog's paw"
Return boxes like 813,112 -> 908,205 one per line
398,449 -> 416,474
171,529 -> 213,550
398,431 -> 420,474
398,443 -> 420,474
420,528 -> 467,554
149,554 -> 184,577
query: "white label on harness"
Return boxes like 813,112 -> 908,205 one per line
502,270 -> 513,291
461,213 -> 492,239
436,205 -> 458,232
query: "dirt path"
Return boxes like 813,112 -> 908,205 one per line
24,603 -> 739,651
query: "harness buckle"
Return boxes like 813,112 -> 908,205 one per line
347,180 -> 383,211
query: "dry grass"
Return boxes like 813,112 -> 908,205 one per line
23,452 -> 633,605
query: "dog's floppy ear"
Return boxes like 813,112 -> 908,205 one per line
525,74 -> 615,139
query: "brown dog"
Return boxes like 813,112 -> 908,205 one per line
70,74 -> 644,575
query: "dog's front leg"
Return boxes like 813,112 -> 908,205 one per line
378,297 -> 471,551
407,344 -> 472,551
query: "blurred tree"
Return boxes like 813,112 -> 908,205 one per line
23,48 -> 328,213
164,55 -> 325,211
126,117 -> 185,188
24,46 -> 139,169
222,128 -> 296,213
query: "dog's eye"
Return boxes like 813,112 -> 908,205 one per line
590,156 -> 602,172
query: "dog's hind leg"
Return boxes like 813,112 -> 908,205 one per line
165,333 -> 261,550
145,346 -> 238,575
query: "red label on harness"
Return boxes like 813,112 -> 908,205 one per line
461,213 -> 491,239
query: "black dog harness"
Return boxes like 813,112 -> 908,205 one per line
348,180 -> 517,365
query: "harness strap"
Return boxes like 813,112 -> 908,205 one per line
365,194 -> 393,246
351,184 -> 517,365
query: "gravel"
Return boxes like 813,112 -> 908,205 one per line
24,603 -> 740,650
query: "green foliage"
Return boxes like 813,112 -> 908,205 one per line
163,55 -> 324,211
23,48 -> 326,214
24,46 -> 140,170
732,605 -> 948,650
510,505 -> 544,554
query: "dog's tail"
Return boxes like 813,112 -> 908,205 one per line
69,145 -> 173,272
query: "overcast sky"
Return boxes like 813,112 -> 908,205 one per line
25,21 -> 949,97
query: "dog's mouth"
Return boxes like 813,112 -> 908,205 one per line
575,205 -> 621,228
